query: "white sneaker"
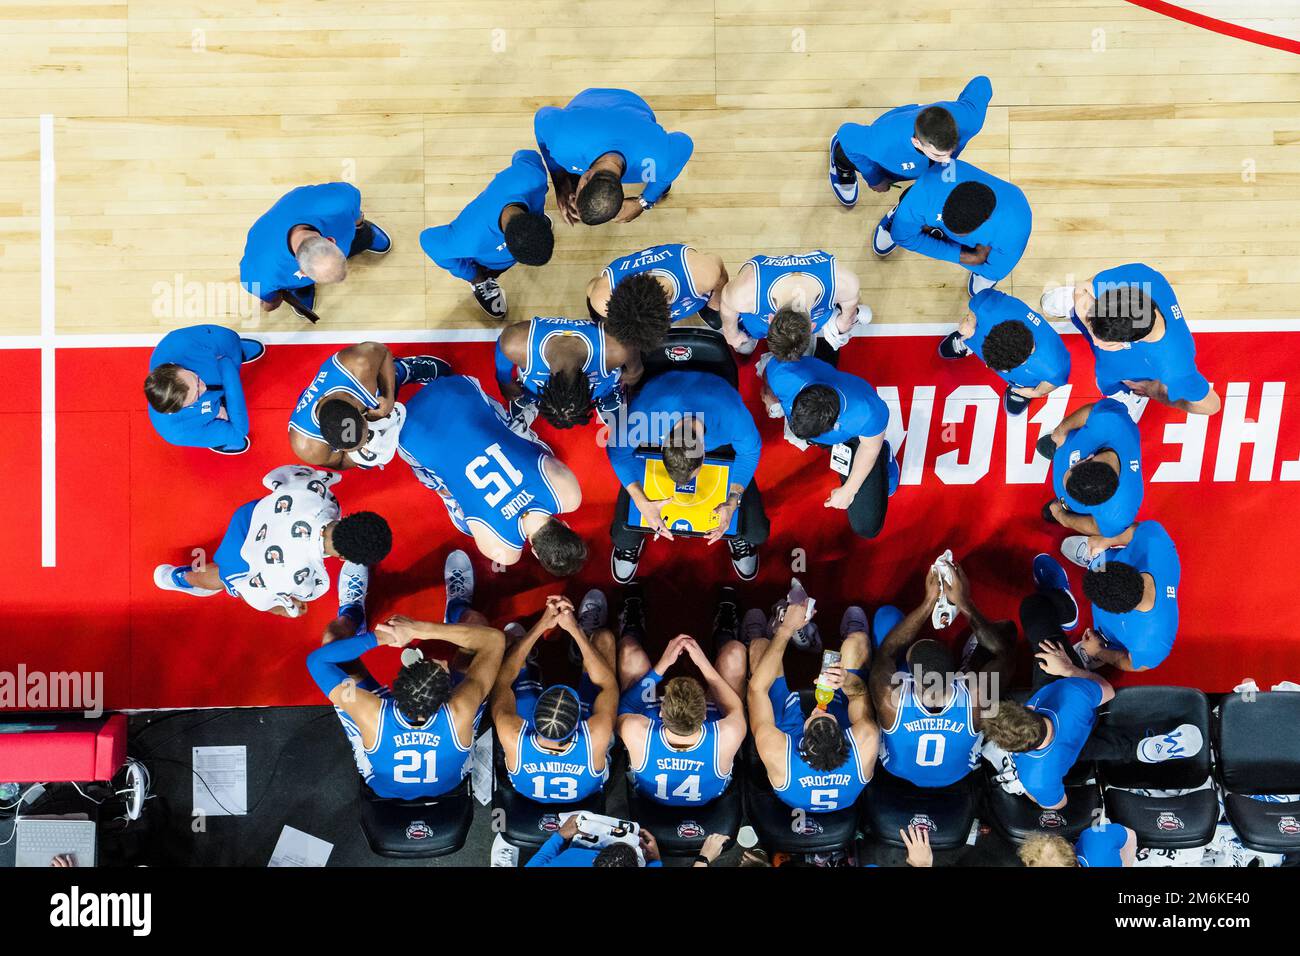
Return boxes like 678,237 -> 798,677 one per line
742,608 -> 769,644
153,563 -> 221,597
444,549 -> 474,620
337,561 -> 369,618
968,273 -> 997,297
840,606 -> 868,639
872,206 -> 898,257
577,588 -> 608,636
1039,286 -> 1076,319
1060,535 -> 1092,568
400,647 -> 425,668
1137,724 -> 1204,763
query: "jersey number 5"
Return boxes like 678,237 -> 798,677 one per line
466,443 -> 525,507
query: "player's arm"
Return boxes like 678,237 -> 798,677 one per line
718,267 -> 755,349
289,430 -> 353,470
469,523 -> 523,567
868,572 -> 941,726
555,605 -> 619,746
306,631 -> 387,747
842,432 -> 884,500
680,637 -> 744,737
382,616 -> 506,738
494,323 -> 528,400
586,271 -> 611,318
832,262 -> 861,331
844,666 -> 879,767
1050,401 -> 1094,445
891,202 -> 963,263
340,342 -> 396,418
688,249 -> 728,310
214,356 -> 251,438
747,604 -> 805,787
1034,641 -> 1115,705
540,456 -> 583,514
490,611 -> 556,745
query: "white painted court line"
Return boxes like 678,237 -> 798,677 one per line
39,114 -> 55,568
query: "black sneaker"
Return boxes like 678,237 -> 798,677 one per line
1042,499 -> 1061,524
937,331 -> 971,360
1035,434 -> 1059,460
359,220 -> 391,255
211,436 -> 251,455
611,538 -> 645,584
727,537 -> 759,581
618,581 -> 647,639
713,586 -> 740,645
398,354 -> 452,385
471,278 -> 507,319
1004,385 -> 1030,416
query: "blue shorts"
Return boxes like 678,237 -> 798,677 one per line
768,669 -> 863,734
213,499 -> 259,596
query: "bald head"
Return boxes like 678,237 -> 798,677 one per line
296,235 -> 348,284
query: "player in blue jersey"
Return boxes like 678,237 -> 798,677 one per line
615,584 -> 749,808
144,324 -> 264,454
760,344 -> 898,539
288,342 -> 451,470
938,289 -> 1071,416
605,369 -> 767,582
306,551 -> 505,799
718,250 -> 869,355
878,160 -> 1032,298
419,149 -> 554,319
1063,521 -> 1180,672
587,243 -> 729,335
494,316 -> 644,430
239,182 -> 391,322
1038,398 -> 1144,556
749,598 -> 878,813
828,76 -> 994,207
534,88 -> 693,226
491,592 -> 617,804
397,374 -> 587,577
981,558 -> 1202,809
870,559 -> 1016,788
1019,824 -> 1136,867
1040,262 -> 1221,417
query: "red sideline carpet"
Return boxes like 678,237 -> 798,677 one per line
1,330 -> 1297,709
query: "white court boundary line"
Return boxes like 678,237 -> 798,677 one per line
2,317 -> 1299,354
39,114 -> 54,568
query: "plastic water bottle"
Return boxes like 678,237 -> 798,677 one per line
0,783 -> 19,802
814,650 -> 841,709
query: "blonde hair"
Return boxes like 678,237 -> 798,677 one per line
981,700 -> 1045,752
660,677 -> 707,735
1019,833 -> 1078,867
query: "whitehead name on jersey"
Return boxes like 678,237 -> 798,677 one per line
880,674 -> 981,787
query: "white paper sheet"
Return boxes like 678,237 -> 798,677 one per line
268,825 -> 334,867
471,729 -> 494,806
192,745 -> 248,816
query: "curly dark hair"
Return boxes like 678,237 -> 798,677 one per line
982,319 -> 1034,372
533,685 -> 581,742
914,106 -> 959,153
537,368 -> 595,429
605,273 -> 671,352
391,659 -> 451,726
332,511 -> 393,565
593,843 -> 640,867
531,518 -> 588,577
767,307 -> 812,362
577,171 -> 623,225
799,714 -> 850,772
1083,560 -> 1144,613
941,181 -> 996,235
319,398 -> 367,451
503,210 -> 554,266
789,384 -> 840,440
1090,285 -> 1156,343
1065,459 -> 1119,505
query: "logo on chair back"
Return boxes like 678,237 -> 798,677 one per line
1278,816 -> 1300,836
666,345 -> 693,362
1037,811 -> 1067,829
1155,811 -> 1185,831
405,821 -> 433,841
796,816 -> 825,836
676,821 -> 705,839
907,814 -> 937,833
538,813 -> 561,834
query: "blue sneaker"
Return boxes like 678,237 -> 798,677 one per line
829,135 -> 858,208
871,605 -> 904,647
1032,553 -> 1078,630
872,208 -> 898,257
885,441 -> 900,497
361,220 -> 392,255
239,338 -> 266,364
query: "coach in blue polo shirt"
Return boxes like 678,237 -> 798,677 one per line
419,149 -> 554,320
879,160 -> 1032,297
239,182 -> 391,322
829,75 -> 993,207
1040,262 -> 1220,417
534,88 -> 693,226
144,324 -> 264,454
764,354 -> 898,539
939,288 -> 1070,415
1068,520 -> 1181,672
1040,398 -> 1143,553
605,369 -> 765,584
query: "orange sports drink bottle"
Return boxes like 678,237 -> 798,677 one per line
814,650 -> 841,709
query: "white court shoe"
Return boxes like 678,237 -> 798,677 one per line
1040,286 -> 1076,318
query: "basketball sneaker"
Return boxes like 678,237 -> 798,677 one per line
359,220 -> 392,255
211,437 -> 251,456
1137,725 -> 1204,763
872,207 -> 898,257
828,135 -> 859,207
1033,553 -> 1079,630
1059,536 -> 1094,569
728,537 -> 759,581
444,549 -> 474,623
153,564 -> 221,597
937,331 -> 971,360
840,606 -> 869,640
471,277 -> 507,318
337,561 -> 369,632
1039,286 -> 1076,319
611,539 -> 645,585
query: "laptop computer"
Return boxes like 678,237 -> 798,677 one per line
15,815 -> 97,867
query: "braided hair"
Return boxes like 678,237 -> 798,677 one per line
533,685 -> 581,742
538,368 -> 595,429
